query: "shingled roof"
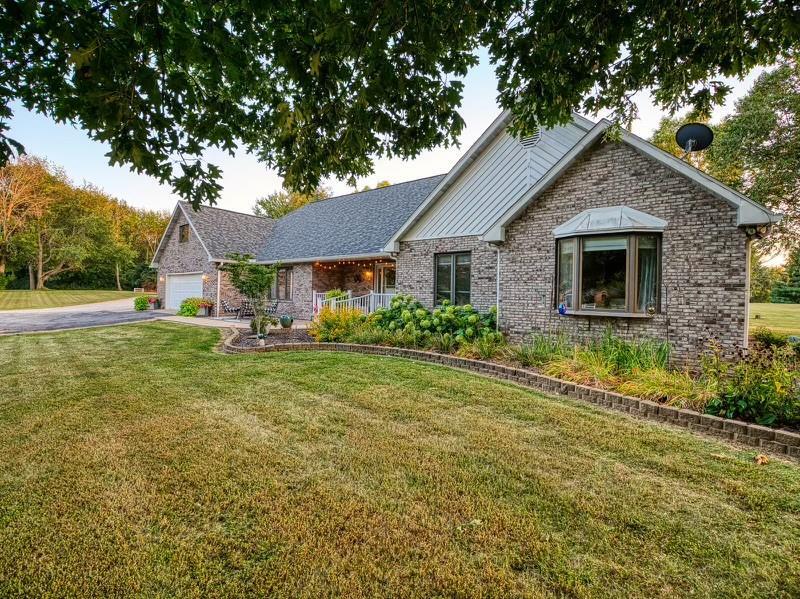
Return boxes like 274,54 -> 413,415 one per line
256,175 -> 444,262
179,202 -> 273,260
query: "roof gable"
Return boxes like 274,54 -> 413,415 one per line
482,121 -> 780,242
384,112 -> 594,250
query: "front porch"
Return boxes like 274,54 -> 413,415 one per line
311,258 -> 397,316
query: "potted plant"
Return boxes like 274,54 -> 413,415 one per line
279,314 -> 293,329
148,296 -> 161,310
197,298 -> 214,316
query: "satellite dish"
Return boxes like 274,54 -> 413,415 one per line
675,123 -> 714,156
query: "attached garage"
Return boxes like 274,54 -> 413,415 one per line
165,273 -> 203,310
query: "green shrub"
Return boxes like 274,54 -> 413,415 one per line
371,294 -> 496,344
512,332 -> 571,367
753,327 -> 789,347
178,297 -> 202,316
702,343 -> 800,427
133,296 -> 150,311
345,322 -> 396,346
309,306 -> 365,342
325,288 -> 349,301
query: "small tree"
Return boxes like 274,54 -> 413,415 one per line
771,248 -> 800,304
220,253 -> 278,341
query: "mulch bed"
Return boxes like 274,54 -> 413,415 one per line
233,327 -> 314,348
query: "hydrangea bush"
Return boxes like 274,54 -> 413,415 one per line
371,294 -> 498,345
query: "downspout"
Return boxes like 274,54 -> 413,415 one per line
216,265 -> 221,318
490,242 -> 502,332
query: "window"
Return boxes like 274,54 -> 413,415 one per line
179,224 -> 190,243
270,268 -> 292,300
556,234 -> 660,314
435,252 -> 471,305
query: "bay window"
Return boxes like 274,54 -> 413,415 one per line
556,233 -> 661,314
435,252 -> 471,305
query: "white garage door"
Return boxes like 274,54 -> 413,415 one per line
165,273 -> 203,310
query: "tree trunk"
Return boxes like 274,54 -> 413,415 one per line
28,264 -> 34,290
36,233 -> 44,289
115,262 -> 122,291
0,258 -> 5,275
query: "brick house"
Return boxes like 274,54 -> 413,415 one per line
152,112 -> 779,362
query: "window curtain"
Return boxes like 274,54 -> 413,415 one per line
637,238 -> 658,311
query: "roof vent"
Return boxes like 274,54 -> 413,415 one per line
519,128 -> 541,149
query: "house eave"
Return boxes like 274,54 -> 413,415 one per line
257,251 -> 394,265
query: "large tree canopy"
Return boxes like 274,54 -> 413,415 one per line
2,1 -> 797,208
650,57 -> 800,252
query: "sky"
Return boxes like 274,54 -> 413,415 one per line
8,50 -> 764,217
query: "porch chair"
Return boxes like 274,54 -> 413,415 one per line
220,299 -> 241,318
239,300 -> 254,319
265,300 -> 279,317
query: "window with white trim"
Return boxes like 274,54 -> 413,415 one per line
435,252 -> 471,305
556,233 -> 661,314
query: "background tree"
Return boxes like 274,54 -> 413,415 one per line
771,248 -> 800,304
750,247 -> 786,303
2,1 -> 796,206
0,155 -> 168,290
650,58 -> 800,252
253,185 -> 331,219
359,180 -> 391,192
0,157 -> 54,285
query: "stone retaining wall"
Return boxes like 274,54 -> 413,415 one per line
222,335 -> 800,461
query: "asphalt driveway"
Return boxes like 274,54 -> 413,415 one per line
0,298 -> 159,334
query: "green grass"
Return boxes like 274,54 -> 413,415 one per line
1,322 -> 799,597
750,302 -> 800,336
0,289 -> 140,310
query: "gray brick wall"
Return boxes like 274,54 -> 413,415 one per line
398,141 -> 750,364
396,236 -> 497,312
156,211 -> 219,306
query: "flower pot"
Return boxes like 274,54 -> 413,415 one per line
149,299 -> 161,310
279,315 -> 293,328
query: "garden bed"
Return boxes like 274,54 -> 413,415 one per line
222,332 -> 800,460
233,327 -> 314,348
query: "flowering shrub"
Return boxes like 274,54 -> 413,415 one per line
309,306 -> 366,342
177,297 -> 212,317
702,342 -> 800,427
371,294 -> 496,344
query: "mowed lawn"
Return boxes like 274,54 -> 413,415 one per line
750,302 -> 800,336
0,289 -> 139,310
1,324 -> 799,597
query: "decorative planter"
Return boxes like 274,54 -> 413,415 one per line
198,305 -> 213,317
148,299 -> 161,310
279,315 -> 294,328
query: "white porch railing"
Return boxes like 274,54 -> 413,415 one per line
313,291 -> 396,316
